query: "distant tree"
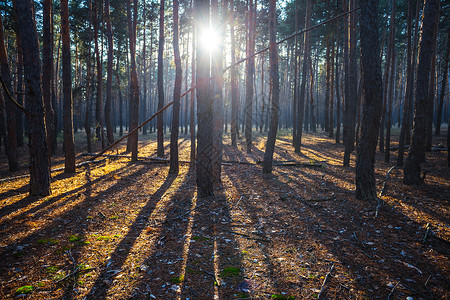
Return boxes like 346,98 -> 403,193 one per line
263,0 -> 279,174
93,3 -> 104,148
196,0 -> 214,198
0,14 -> 18,171
85,0 -> 93,153
356,0 -> 383,201
15,0 -> 51,196
404,0 -> 440,185
157,0 -> 165,157
169,0 -> 182,175
230,0 -> 239,147
61,0 -> 75,173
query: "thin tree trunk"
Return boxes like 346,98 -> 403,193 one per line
157,0 -> 165,157
190,1 -> 196,164
93,3 -> 104,149
325,40 -> 331,133
12,0 -> 24,148
385,0 -> 396,162
329,36 -> 335,138
127,0 -> 140,161
294,0 -> 311,153
85,0 -> 92,153
245,0 -> 255,153
335,4 -> 341,144
105,0 -> 114,145
230,0 -> 238,147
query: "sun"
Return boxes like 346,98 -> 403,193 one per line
199,26 -> 221,53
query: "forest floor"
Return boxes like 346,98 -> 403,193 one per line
0,129 -> 448,299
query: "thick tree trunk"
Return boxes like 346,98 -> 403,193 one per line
169,0 -> 182,174
61,0 -> 75,173
263,0 -> 279,174
404,0 -> 440,185
157,0 -> 165,157
196,0 -> 214,198
0,15 -> 18,171
127,0 -> 140,161
142,4 -> 148,136
356,0 -> 382,201
435,29 -> 450,136
16,0 -> 51,196
105,0 -> 114,145
12,0 -> 24,148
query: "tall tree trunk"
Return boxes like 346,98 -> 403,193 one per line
294,0 -> 311,153
196,0 -> 214,198
16,0 -> 51,195
356,0 -> 382,201
292,0 -> 298,144
12,0 -> 24,148
245,0 -> 255,153
169,0 -> 182,174
85,0 -> 92,153
42,0 -> 55,157
425,8 -> 439,151
93,3 -> 104,149
230,0 -> 238,147
343,0 -> 357,166
142,3 -> 148,136
260,53 -> 265,134
325,40 -> 330,133
329,36 -> 335,138
190,1 -> 196,164
404,0 -> 440,185
385,0 -> 396,162
211,0 -> 225,184
0,14 -> 18,171
435,29 -> 450,136
105,0 -> 114,145
61,0 -> 75,173
263,0 -> 279,174
308,55 -> 316,132
127,0 -> 140,161
335,4 -> 341,144
397,0 -> 414,167
157,0 -> 165,157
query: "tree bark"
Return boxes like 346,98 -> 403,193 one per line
435,29 -> 450,136
385,0 -> 396,163
335,3 -> 341,144
42,0 -> 55,157
196,0 -> 214,198
263,0 -> 279,174
356,0 -> 383,201
157,0 -> 165,157
0,14 -> 18,171
169,0 -> 182,174
85,0 -> 92,153
230,0 -> 238,147
16,0 -> 51,196
404,0 -> 440,185
93,3 -> 104,148
190,2 -> 196,165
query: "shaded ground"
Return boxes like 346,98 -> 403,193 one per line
0,130 -> 449,299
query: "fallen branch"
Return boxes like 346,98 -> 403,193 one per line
318,264 -> 334,300
55,266 -> 97,284
379,166 -> 397,197
0,159 -> 105,183
81,153 -> 191,164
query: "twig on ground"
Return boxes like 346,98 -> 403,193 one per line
379,166 -> 397,197
318,264 -> 334,300
387,281 -> 400,300
55,267 -> 97,284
